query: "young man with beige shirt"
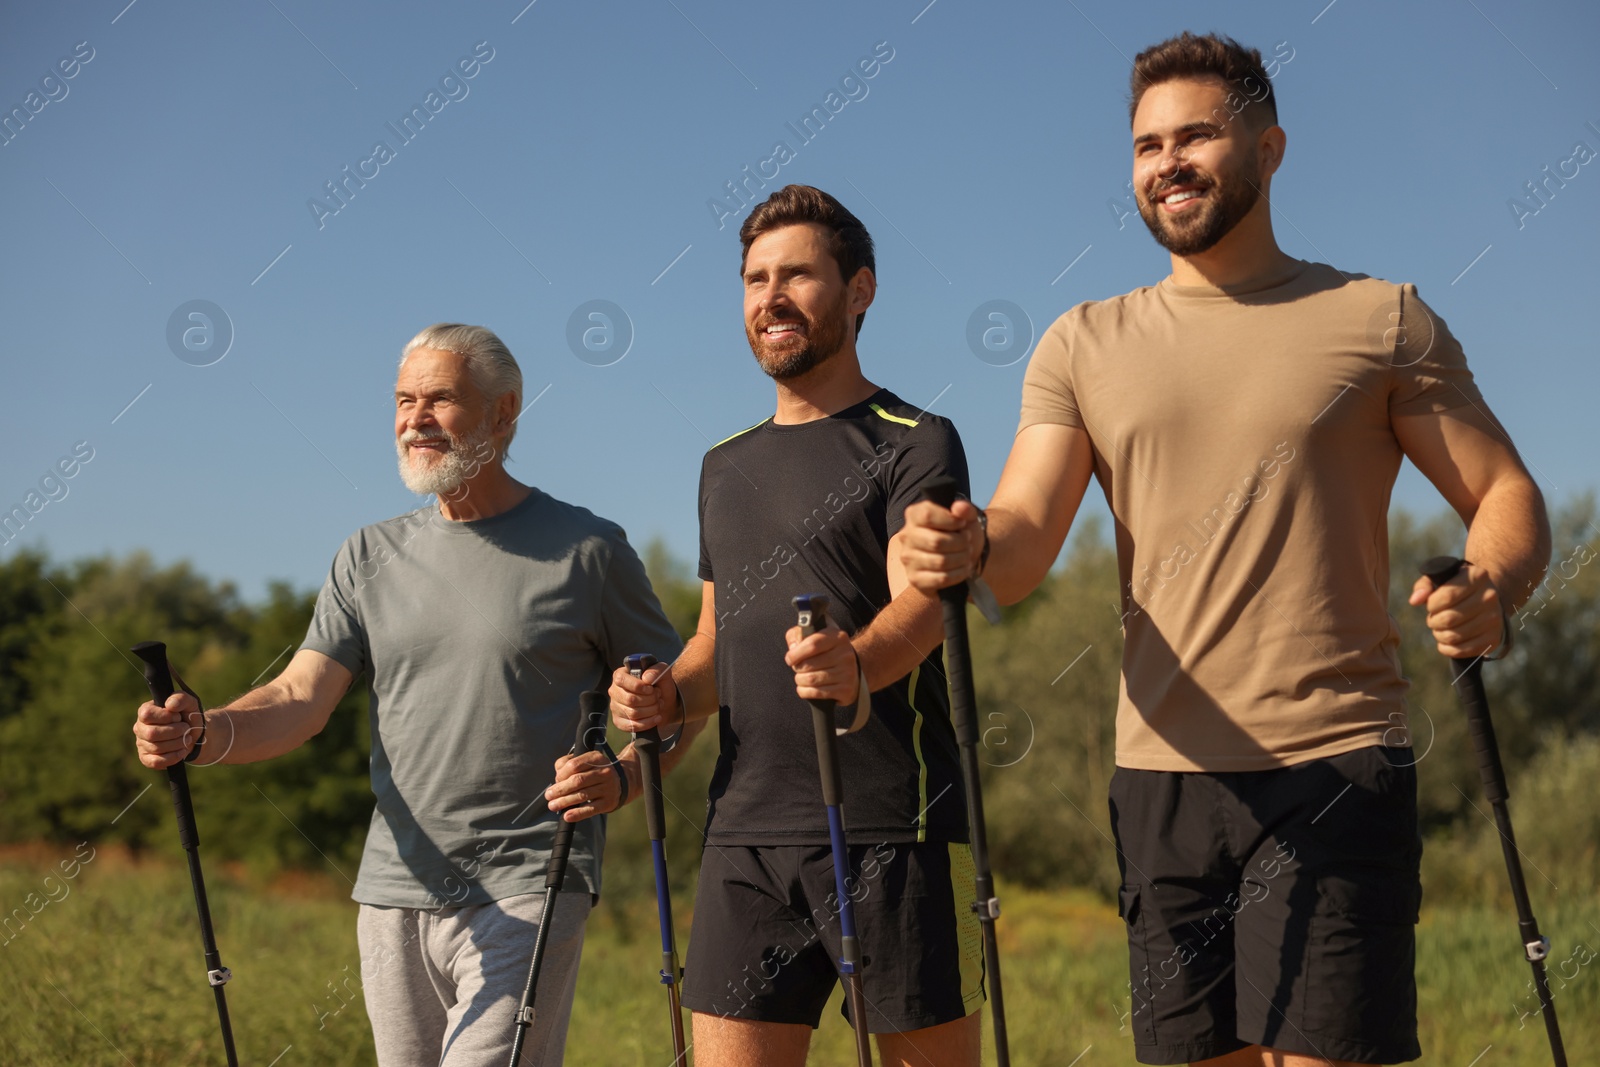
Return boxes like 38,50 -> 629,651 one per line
900,32 -> 1549,1067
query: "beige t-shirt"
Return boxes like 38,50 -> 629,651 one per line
1020,260 -> 1482,771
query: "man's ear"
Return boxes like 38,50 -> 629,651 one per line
1258,124 -> 1288,180
496,390 -> 519,435
848,267 -> 877,318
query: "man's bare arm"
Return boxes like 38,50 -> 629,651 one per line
556,592 -> 717,821
1397,403 -> 1551,656
788,421 -> 1096,703
854,531 -> 946,690
551,711 -> 712,820
133,648 -> 354,768
900,423 -> 1096,605
609,581 -> 719,733
784,530 -> 945,705
670,581 -> 720,723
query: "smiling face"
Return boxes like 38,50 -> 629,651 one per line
742,222 -> 863,381
393,347 -> 497,497
1132,77 -> 1270,257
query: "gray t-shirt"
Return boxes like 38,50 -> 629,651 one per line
302,489 -> 682,908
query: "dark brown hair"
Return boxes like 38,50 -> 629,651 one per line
1129,32 -> 1277,129
739,184 -> 875,336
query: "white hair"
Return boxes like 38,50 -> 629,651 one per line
400,323 -> 524,454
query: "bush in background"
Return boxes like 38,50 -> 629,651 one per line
1,497 -> 1594,911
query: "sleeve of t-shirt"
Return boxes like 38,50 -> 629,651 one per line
696,453 -> 713,583
599,527 -> 685,669
1387,284 -> 1485,416
884,417 -> 971,539
1017,311 -> 1083,432
301,535 -> 369,679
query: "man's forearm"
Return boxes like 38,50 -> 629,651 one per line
980,504 -> 1062,607
196,682 -> 333,765
671,633 -> 720,723
1465,475 -> 1552,613
615,710 -> 710,804
853,587 -> 945,693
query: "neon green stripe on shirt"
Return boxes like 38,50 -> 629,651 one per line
869,403 -> 918,428
908,664 -> 929,842
712,418 -> 770,449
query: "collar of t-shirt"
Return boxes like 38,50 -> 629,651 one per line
762,388 -> 892,434
1159,258 -> 1312,301
424,486 -> 544,536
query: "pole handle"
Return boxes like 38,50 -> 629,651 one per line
547,691 -> 608,890
918,476 -> 960,511
918,478 -> 970,608
627,654 -> 668,843
918,480 -> 981,747
794,595 -> 844,807
794,594 -> 831,642
131,640 -> 176,704
131,640 -> 203,849
1418,556 -> 1508,803
574,689 -> 609,755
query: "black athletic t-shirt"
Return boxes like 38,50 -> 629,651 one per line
697,387 -> 970,847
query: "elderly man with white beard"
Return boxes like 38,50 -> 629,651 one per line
132,323 -> 694,1066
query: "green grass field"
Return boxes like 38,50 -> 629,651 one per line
1,846 -> 1594,1066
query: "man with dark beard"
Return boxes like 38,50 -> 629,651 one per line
133,323 -> 693,1066
898,32 -> 1549,1067
608,185 -> 985,1067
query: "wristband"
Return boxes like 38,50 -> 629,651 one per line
184,711 -> 208,763
660,688 -> 686,753
583,733 -> 629,807
171,666 -> 207,764
604,743 -> 629,806
974,507 -> 991,578
1486,605 -> 1515,661
841,663 -> 871,734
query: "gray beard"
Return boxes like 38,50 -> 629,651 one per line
396,422 -> 496,498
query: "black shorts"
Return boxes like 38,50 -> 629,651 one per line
681,841 -> 986,1032
1109,745 -> 1423,1065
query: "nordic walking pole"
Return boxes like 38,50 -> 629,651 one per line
625,653 -> 688,1066
509,690 -> 609,1067
919,479 -> 1011,1067
1419,557 -> 1567,1066
793,594 -> 874,1067
130,641 -> 240,1067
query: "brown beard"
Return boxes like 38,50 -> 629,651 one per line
746,287 -> 852,381
1137,146 -> 1262,257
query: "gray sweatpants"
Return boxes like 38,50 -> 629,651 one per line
358,891 -> 591,1066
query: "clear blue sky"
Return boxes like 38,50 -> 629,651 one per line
5,0 -> 1597,599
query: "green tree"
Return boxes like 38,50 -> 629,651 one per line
0,549 -> 55,721
0,492 -> 1593,908
0,553 -> 372,877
